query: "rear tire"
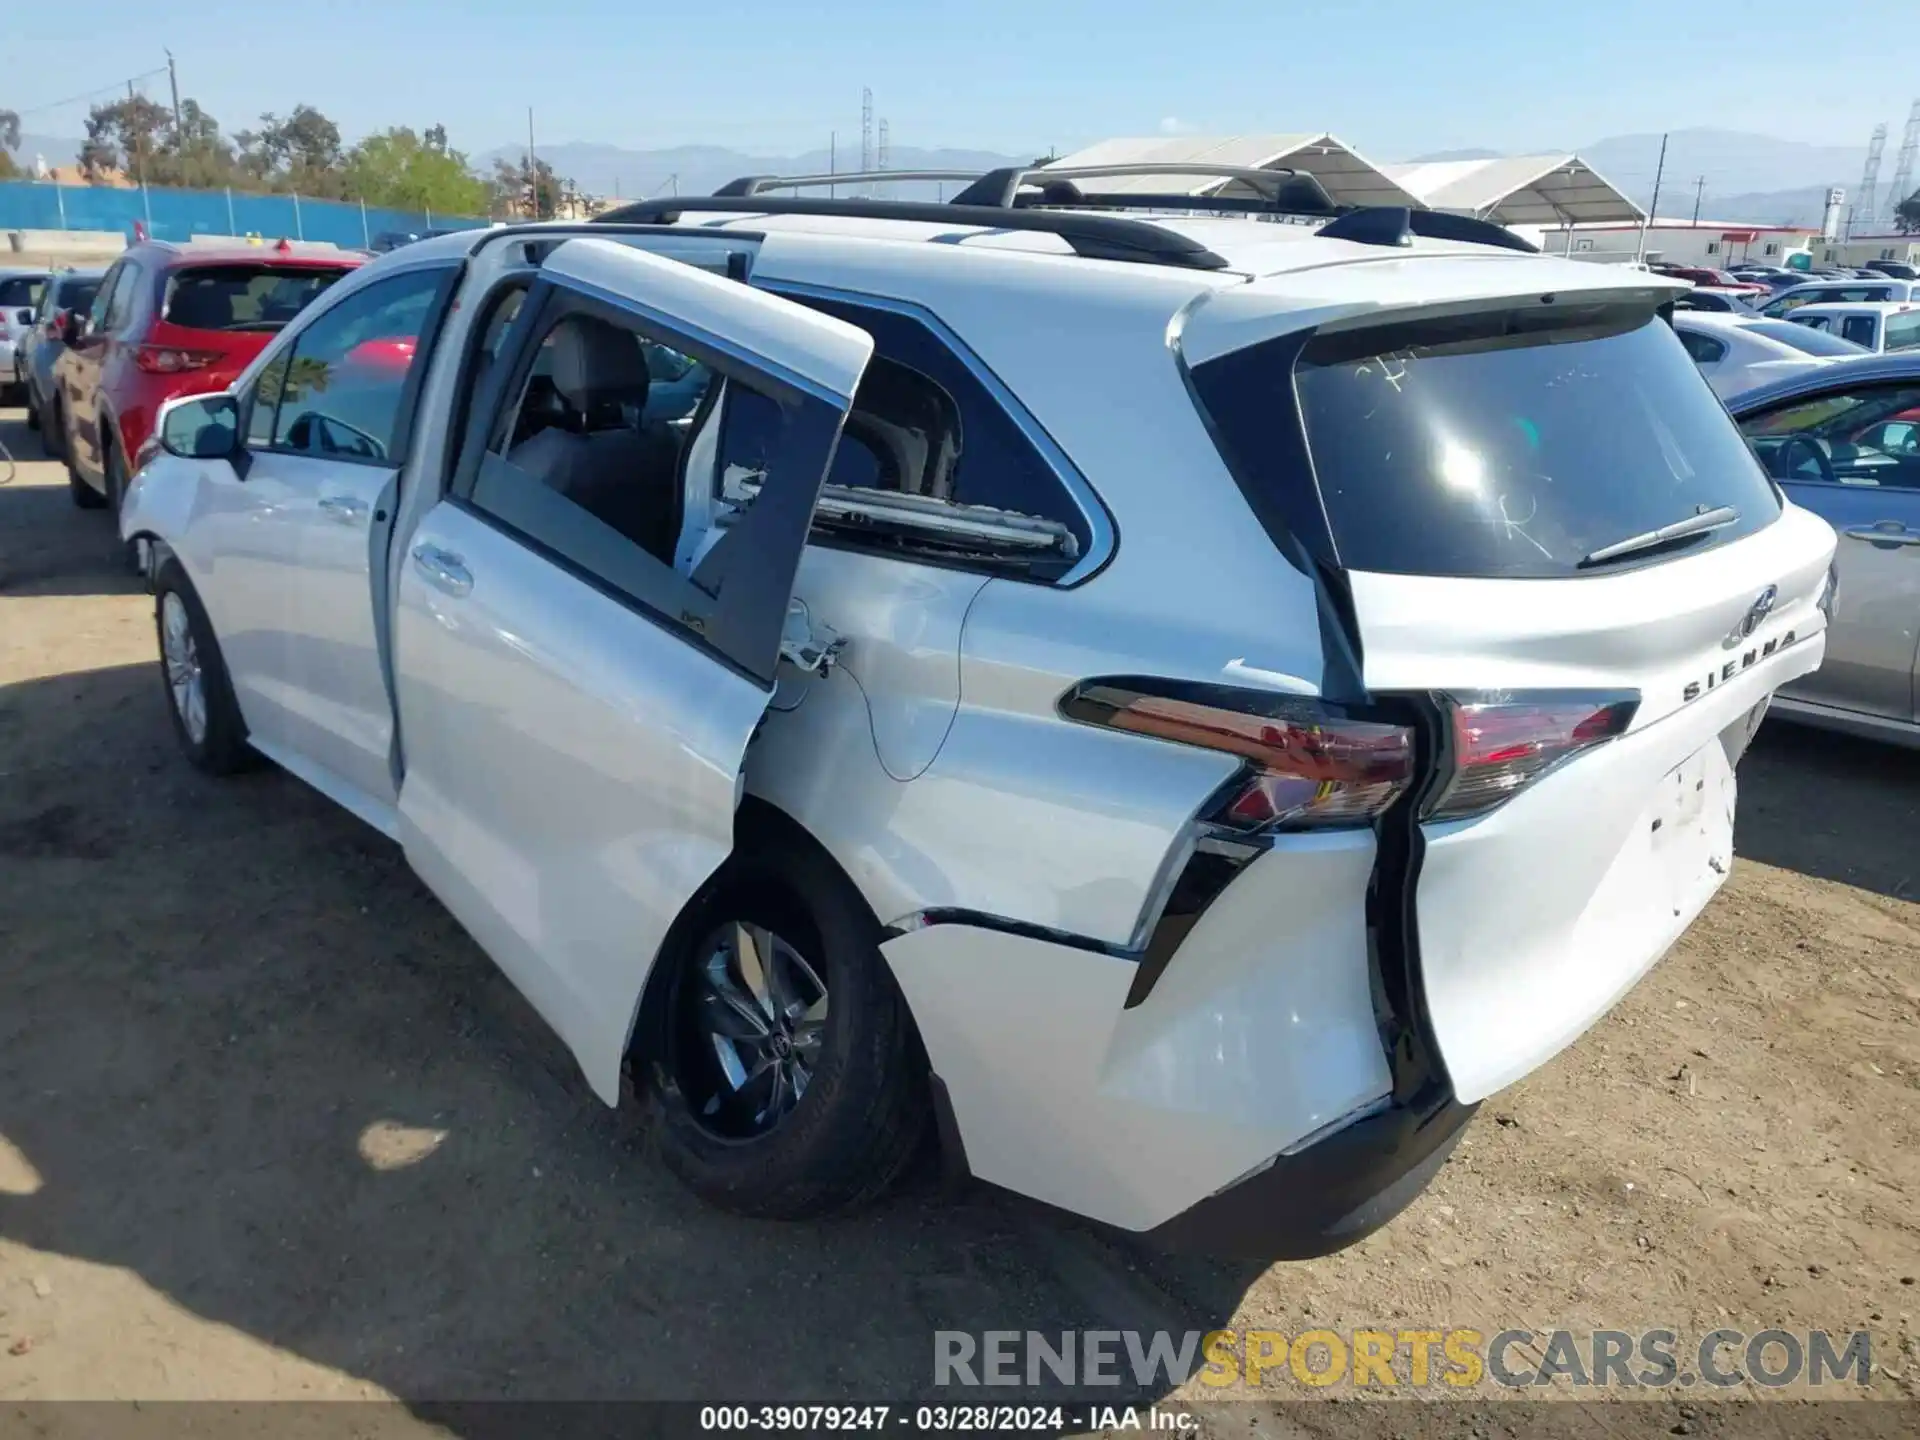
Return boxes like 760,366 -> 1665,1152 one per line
44,398 -> 69,461
153,558 -> 254,776
104,435 -> 142,573
645,829 -> 928,1219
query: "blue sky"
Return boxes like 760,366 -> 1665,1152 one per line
8,0 -> 1914,161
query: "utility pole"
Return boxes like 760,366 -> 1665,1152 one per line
1691,175 -> 1706,225
525,107 -> 538,218
166,50 -> 183,138
1637,131 -> 1668,263
829,131 -> 835,199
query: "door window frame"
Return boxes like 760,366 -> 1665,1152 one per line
240,264 -> 462,471
446,270 -> 856,689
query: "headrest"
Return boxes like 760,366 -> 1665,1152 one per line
547,316 -> 649,412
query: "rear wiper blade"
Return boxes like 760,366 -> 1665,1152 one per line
1579,505 -> 1741,569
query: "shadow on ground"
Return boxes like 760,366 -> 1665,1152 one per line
0,651 -> 1265,1416
1737,719 -> 1920,901
0,414 -> 139,598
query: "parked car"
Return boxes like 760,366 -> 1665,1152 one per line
17,268 -> 106,447
1670,310 -> 1866,398
120,180 -> 1835,1258
1734,269 -> 1821,293
1649,264 -> 1767,296
1671,286 -> 1756,314
52,238 -> 361,543
1783,301 -> 1920,354
1758,278 -> 1920,317
1862,260 -> 1920,280
1732,352 -> 1920,746
0,268 -> 50,400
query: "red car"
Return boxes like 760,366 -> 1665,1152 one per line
1649,263 -> 1768,296
52,237 -> 362,522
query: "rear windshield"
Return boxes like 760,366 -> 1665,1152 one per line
1746,319 -> 1866,356
1198,304 -> 1782,579
162,264 -> 348,333
0,276 -> 45,309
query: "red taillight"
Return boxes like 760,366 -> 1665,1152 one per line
1060,679 -> 1415,832
1425,694 -> 1639,822
136,345 -> 221,374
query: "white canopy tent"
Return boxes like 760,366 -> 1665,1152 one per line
1043,134 -> 1422,211
1383,154 -> 1644,232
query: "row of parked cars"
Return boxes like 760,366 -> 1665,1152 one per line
0,186 -> 1910,1261
3,239 -> 366,531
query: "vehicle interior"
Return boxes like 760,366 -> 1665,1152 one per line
497,314 -> 705,566
1743,387 -> 1920,486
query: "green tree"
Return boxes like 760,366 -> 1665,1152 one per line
1897,191 -> 1920,235
343,126 -> 488,215
81,94 -> 172,181
234,105 -> 346,196
0,109 -> 18,180
491,155 -> 567,219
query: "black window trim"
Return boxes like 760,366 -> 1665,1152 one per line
756,279 -> 1117,588
244,263 -> 462,472
447,273 -> 850,691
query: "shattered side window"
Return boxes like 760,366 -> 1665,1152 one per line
714,297 -> 1088,579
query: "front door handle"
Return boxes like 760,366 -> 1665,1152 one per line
318,494 -> 370,525
412,543 -> 473,596
1841,522 -> 1920,548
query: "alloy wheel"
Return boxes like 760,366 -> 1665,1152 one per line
160,591 -> 207,745
676,919 -> 829,1139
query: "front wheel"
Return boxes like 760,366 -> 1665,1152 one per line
153,559 -> 254,776
646,837 -> 929,1219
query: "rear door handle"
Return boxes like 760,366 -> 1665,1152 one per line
1841,523 -> 1920,547
318,494 -> 370,525
412,543 -> 472,596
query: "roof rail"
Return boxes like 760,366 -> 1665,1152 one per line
717,162 -> 1338,217
1318,206 -> 1539,254
592,195 -> 1233,271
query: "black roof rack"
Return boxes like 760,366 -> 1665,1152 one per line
595,167 -> 1535,270
593,195 -> 1234,271
1318,206 -> 1539,255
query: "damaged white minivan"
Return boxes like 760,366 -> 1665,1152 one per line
122,168 -> 1836,1258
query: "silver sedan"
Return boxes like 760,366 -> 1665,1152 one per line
1733,352 -> 1920,746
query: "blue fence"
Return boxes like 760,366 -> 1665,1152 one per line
0,179 -> 486,246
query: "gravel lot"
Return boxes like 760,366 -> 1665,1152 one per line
1,402 -> 1916,1433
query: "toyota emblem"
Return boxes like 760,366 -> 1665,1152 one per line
1728,585 -> 1778,645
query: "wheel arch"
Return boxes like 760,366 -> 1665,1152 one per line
623,794 -> 930,1096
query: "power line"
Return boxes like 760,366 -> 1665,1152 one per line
12,67 -> 171,121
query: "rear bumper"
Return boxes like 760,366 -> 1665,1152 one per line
1148,1097 -> 1475,1260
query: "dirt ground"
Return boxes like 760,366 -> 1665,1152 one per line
1,402 -> 1917,1435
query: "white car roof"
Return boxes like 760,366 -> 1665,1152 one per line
1784,300 -> 1918,315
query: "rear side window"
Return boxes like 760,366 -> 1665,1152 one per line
1676,329 -> 1728,364
1192,305 -> 1782,580
1841,315 -> 1880,349
54,278 -> 102,319
162,264 -> 349,333
1886,312 -> 1920,352
715,296 -> 1091,580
